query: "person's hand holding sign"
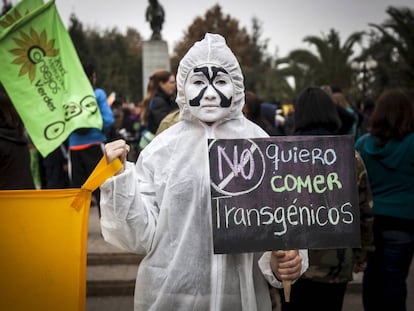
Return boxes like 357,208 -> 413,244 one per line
271,250 -> 302,280
271,250 -> 303,302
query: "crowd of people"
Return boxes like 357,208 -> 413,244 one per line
1,32 -> 413,311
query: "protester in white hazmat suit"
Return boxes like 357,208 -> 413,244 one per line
101,33 -> 308,310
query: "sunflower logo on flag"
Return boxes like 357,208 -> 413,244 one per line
0,9 -> 22,29
9,28 -> 59,82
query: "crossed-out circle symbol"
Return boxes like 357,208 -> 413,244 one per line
209,139 -> 266,197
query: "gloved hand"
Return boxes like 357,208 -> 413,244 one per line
104,139 -> 130,174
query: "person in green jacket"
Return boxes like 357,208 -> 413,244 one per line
355,88 -> 414,311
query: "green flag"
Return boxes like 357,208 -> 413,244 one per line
0,0 -> 44,33
0,0 -> 102,157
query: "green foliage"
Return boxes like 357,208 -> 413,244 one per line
68,16 -> 144,103
365,6 -> 414,91
277,29 -> 363,99
68,14 -> 91,63
170,5 -> 287,102
171,5 -> 253,71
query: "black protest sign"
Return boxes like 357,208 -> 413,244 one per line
208,135 -> 360,254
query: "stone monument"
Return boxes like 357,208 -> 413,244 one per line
142,0 -> 170,95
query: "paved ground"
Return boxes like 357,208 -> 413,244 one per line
86,206 -> 413,311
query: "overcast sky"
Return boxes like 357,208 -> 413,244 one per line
14,0 -> 414,57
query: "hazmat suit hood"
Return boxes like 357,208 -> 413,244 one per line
176,33 -> 245,123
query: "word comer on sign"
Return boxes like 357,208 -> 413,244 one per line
208,135 -> 360,254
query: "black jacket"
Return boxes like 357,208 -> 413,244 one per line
147,90 -> 177,134
0,128 -> 34,189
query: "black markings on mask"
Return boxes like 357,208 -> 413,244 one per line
189,66 -> 232,107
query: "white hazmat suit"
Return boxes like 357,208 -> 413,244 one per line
100,33 -> 308,311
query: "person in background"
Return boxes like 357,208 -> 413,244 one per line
355,88 -> 414,311
123,102 -> 143,162
278,87 -> 374,311
155,108 -> 180,135
356,97 -> 375,137
243,91 -> 279,135
0,85 -> 34,189
41,142 -> 69,189
122,103 -> 142,142
107,99 -> 127,141
68,64 -> 114,208
320,85 -> 356,136
100,33 -> 307,310
27,138 -> 42,189
139,70 -> 177,149
331,86 -> 359,136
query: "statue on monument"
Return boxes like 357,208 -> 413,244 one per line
145,0 -> 165,40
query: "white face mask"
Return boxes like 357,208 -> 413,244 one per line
185,65 -> 234,124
